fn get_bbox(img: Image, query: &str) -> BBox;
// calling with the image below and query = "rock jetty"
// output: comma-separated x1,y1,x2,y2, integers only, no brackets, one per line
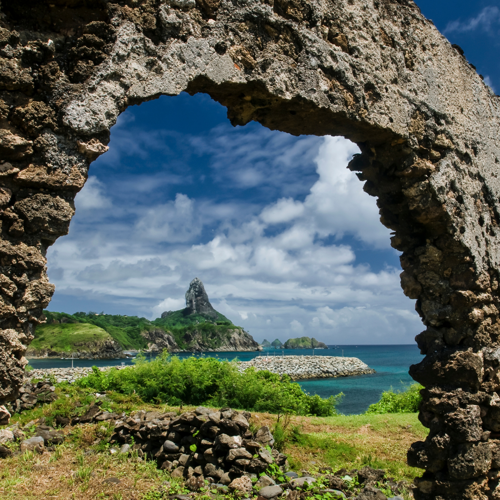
239,356,374,380
25,366,126,385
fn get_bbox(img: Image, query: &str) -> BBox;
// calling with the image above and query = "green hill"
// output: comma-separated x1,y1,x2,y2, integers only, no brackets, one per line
30,322,112,353
30,311,152,352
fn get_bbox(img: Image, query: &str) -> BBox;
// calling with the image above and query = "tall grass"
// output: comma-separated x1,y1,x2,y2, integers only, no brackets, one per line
75,353,342,417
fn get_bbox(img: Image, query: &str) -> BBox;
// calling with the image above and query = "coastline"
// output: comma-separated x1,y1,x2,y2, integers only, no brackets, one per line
26,346,263,360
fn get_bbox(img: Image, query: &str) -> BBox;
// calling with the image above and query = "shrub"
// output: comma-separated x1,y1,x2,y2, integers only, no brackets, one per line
365,383,423,414
75,352,341,417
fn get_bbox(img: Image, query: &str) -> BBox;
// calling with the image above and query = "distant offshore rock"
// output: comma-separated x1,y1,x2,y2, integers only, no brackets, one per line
283,337,328,349
239,355,375,380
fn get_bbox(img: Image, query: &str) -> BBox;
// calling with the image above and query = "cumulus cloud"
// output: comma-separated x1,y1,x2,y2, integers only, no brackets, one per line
444,6,500,34
305,137,390,247
152,297,186,318
75,176,111,211
261,198,305,224
136,193,202,243
290,319,304,334
484,75,497,93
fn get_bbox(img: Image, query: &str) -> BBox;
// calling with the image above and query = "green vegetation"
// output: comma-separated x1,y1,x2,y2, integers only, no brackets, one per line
271,338,283,348
283,336,328,349
261,339,271,347
34,308,244,355
29,322,112,353
152,311,238,350
365,383,423,414
153,309,233,329
40,311,151,351
75,353,341,416
1,367,429,499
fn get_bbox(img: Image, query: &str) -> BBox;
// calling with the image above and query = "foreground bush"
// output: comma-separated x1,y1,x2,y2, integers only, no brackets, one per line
365,383,423,414
76,353,341,416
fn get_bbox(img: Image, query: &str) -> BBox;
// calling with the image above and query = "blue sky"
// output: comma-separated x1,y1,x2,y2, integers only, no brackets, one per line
46,2,499,344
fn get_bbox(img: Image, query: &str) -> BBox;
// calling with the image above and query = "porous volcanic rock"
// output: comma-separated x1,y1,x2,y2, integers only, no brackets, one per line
26,338,123,359
0,0,499,498
140,329,179,353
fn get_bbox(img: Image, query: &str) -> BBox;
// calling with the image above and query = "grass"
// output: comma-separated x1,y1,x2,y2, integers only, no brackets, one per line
0,440,171,500
253,412,427,483
29,323,112,353
0,381,428,500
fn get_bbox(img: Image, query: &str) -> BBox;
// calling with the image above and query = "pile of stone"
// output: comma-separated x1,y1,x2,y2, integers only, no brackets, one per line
10,380,58,414
26,366,126,384
239,356,375,380
107,406,287,488
0,420,65,459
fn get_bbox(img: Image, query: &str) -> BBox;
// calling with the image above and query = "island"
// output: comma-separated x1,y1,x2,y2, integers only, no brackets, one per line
283,336,328,349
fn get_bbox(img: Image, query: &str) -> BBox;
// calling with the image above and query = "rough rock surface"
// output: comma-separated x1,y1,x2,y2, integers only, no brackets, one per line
26,337,123,359
184,277,217,319
239,355,374,380
141,325,260,352
0,0,499,497
140,328,179,352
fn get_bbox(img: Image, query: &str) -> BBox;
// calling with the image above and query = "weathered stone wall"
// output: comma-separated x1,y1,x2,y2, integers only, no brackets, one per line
0,0,499,497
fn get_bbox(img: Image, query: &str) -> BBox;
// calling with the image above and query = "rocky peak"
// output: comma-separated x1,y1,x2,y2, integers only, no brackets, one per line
185,278,217,319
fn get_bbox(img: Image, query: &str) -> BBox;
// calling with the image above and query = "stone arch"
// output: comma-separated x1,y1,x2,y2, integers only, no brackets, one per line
0,0,499,498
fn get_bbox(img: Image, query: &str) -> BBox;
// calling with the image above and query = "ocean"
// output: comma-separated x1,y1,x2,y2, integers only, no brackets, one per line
28,344,423,415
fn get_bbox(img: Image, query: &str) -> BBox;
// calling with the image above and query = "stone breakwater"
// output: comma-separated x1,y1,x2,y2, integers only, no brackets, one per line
26,366,127,385
239,356,375,380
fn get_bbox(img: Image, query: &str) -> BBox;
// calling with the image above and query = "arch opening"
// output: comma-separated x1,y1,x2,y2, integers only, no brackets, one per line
41,91,421,416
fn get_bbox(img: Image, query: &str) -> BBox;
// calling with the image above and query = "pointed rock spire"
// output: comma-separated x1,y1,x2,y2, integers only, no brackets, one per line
185,278,217,319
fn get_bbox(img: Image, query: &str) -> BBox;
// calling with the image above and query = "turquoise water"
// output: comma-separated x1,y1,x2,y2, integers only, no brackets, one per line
28,344,422,415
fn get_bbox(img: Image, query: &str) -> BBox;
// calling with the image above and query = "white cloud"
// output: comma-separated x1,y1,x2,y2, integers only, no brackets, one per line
136,193,201,243
445,6,500,34
261,198,305,224
75,176,111,211
305,137,390,246
484,75,497,93
290,319,304,334
152,297,186,318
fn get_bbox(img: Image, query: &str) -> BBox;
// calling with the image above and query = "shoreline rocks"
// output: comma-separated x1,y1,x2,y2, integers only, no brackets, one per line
26,338,125,360
239,356,375,380
141,327,261,354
